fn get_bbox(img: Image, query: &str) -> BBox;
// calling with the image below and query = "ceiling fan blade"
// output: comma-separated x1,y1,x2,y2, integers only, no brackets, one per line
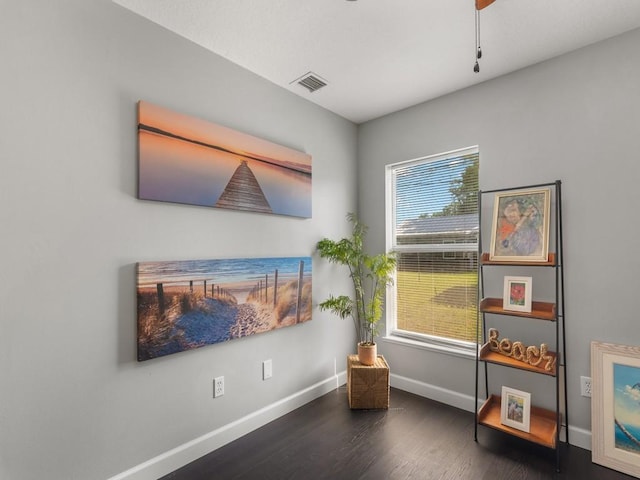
476,0,496,10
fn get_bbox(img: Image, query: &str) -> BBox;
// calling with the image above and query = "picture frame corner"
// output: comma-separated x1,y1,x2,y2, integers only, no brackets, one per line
590,341,640,477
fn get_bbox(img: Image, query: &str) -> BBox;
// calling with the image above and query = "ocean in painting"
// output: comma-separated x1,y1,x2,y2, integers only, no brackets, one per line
137,256,312,361
613,362,640,454
138,257,311,291
615,422,640,454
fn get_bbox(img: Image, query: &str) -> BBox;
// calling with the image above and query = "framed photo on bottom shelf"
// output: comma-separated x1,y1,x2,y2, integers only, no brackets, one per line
503,276,532,313
501,386,531,433
591,341,640,478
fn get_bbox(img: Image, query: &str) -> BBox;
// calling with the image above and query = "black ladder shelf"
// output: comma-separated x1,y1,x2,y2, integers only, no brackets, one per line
473,180,567,473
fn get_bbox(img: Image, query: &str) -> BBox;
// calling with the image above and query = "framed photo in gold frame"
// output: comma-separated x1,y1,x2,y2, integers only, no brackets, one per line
489,188,550,262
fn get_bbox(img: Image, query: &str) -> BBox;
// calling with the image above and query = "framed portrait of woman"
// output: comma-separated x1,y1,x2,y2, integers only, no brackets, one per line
489,188,551,262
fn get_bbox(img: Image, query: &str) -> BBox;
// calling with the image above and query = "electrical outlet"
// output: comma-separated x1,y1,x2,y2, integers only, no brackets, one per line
214,376,224,398
580,376,592,397
263,359,273,380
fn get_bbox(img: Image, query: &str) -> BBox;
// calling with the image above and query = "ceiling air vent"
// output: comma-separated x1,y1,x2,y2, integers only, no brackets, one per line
291,72,328,93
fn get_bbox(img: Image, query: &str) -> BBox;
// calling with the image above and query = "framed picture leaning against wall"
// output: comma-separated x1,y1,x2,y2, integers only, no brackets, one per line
591,341,640,478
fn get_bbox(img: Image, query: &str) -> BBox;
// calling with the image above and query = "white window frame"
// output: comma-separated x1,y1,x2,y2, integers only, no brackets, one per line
383,146,479,359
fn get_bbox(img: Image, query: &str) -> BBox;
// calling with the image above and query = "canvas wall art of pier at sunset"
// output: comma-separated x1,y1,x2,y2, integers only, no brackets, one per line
138,100,312,218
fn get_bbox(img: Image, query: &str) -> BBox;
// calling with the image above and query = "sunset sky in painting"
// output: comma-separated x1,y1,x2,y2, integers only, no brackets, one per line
138,101,312,217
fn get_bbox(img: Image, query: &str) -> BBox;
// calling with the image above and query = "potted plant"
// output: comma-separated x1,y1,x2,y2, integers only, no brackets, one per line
316,213,396,365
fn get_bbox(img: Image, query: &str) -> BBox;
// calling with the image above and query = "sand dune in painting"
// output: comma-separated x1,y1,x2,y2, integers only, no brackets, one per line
137,279,312,361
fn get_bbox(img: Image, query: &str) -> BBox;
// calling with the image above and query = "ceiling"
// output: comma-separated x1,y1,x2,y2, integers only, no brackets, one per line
113,0,640,124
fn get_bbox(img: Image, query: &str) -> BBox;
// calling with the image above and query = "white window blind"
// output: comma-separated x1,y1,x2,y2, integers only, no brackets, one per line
387,147,479,344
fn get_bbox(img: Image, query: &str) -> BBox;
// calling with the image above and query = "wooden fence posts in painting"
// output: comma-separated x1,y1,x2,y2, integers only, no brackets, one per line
153,279,233,315
249,260,306,323
273,269,279,307
157,283,165,315
296,260,304,324
152,260,307,322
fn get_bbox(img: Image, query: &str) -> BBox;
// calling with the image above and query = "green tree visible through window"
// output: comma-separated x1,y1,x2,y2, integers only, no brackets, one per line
432,160,478,218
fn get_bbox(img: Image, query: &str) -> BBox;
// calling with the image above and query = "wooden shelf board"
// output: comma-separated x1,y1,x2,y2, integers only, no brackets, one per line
479,342,557,376
480,297,556,321
481,252,556,266
477,395,558,449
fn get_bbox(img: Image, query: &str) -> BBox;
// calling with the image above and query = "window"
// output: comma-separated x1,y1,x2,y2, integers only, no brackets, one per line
385,147,479,352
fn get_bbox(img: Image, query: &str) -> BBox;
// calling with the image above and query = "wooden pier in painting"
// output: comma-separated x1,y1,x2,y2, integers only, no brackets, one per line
138,101,312,218
215,160,272,213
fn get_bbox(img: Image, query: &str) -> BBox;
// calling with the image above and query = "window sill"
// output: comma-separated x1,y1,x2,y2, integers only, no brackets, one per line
382,332,477,360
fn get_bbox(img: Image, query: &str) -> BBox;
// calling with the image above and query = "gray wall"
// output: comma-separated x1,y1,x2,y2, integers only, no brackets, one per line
0,1,357,479
359,27,640,444
3,1,639,478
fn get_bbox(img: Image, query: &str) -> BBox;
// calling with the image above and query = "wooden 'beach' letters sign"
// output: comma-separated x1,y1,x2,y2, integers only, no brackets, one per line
137,256,312,361
138,101,312,218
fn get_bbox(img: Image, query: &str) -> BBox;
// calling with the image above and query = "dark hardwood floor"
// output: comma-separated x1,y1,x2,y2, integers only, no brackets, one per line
162,387,634,480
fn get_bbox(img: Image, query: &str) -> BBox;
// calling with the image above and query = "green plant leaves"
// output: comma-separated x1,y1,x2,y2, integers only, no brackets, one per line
316,213,396,345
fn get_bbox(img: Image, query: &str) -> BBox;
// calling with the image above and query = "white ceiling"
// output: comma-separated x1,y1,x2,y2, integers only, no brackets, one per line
113,0,640,124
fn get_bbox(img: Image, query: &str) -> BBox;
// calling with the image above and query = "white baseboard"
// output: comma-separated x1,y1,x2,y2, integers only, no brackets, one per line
567,425,591,450
110,370,592,479
391,373,478,412
390,373,593,451
108,371,347,480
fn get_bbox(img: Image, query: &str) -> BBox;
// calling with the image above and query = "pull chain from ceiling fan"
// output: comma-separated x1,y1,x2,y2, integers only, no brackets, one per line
474,6,481,72
474,0,495,72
